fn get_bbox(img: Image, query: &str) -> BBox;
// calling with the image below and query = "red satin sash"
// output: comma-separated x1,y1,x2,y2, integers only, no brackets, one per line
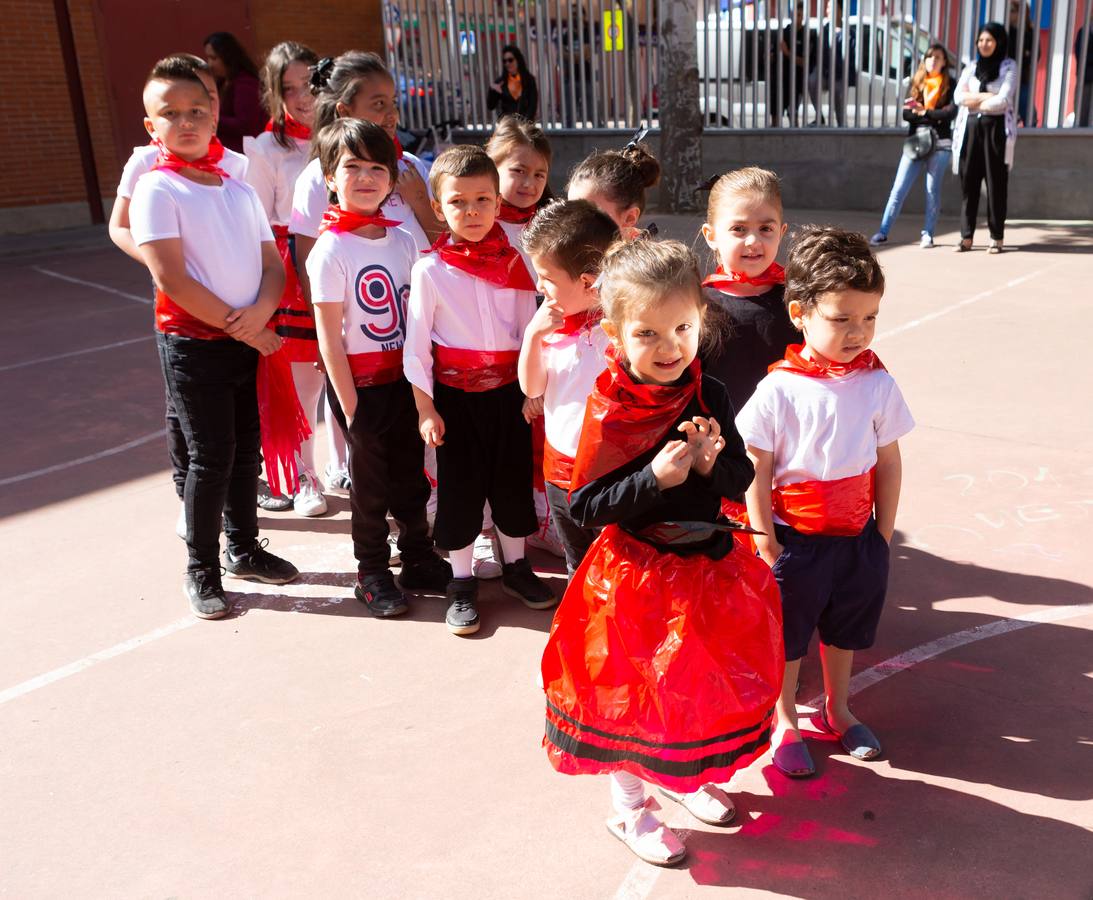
702,263,785,291
773,469,875,536
568,346,708,493
433,346,519,392
318,205,403,234
425,224,536,291
348,349,404,387
151,137,229,178
769,344,886,378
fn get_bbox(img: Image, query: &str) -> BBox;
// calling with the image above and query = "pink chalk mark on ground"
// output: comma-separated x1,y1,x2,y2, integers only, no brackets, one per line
824,826,879,847
788,820,821,841
739,811,783,837
946,660,996,673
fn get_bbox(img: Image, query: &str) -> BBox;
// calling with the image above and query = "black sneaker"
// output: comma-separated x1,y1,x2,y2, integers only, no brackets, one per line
445,577,480,635
501,558,557,610
184,566,230,620
397,552,453,594
222,539,299,584
356,571,409,617
257,478,293,512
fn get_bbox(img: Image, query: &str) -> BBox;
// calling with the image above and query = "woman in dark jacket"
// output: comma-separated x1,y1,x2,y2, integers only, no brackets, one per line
203,31,264,152
870,44,958,249
486,45,538,120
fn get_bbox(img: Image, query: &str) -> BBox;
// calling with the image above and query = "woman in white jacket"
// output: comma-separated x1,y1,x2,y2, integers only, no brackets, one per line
952,22,1017,254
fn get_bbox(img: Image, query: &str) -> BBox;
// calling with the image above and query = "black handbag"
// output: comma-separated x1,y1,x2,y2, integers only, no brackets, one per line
903,125,937,160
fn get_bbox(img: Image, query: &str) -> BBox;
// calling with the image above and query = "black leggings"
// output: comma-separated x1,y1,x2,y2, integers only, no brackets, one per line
959,114,1008,241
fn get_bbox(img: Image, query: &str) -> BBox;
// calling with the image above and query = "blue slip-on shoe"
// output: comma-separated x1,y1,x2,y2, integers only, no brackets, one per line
772,739,816,778
818,707,883,760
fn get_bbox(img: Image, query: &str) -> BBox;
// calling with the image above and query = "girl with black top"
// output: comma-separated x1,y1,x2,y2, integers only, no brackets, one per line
203,31,264,152
486,45,539,120
952,23,1017,254
870,44,958,249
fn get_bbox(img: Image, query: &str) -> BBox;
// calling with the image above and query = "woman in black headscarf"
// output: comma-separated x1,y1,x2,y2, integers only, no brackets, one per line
486,45,538,120
952,22,1017,253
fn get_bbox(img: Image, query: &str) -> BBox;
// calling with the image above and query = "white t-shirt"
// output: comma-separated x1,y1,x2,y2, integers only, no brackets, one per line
289,152,432,251
735,367,914,522
306,227,418,355
243,131,310,227
541,324,611,457
499,219,535,272
130,169,274,308
116,143,249,199
403,255,537,399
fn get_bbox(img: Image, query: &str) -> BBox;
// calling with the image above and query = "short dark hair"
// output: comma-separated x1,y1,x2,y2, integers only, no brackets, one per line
785,225,885,312
145,55,208,90
429,144,500,196
522,199,619,279
315,119,399,203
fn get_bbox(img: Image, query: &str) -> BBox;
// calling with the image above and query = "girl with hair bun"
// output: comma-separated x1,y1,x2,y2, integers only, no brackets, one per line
566,136,661,240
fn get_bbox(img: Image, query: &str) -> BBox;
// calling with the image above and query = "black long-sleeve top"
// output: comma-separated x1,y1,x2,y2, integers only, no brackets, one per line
701,284,800,418
568,375,753,557
902,83,957,141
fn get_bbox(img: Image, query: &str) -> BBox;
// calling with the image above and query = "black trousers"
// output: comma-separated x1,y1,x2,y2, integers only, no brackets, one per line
959,114,1008,241
545,482,599,578
166,389,189,499
327,379,432,577
157,333,261,571
432,380,537,550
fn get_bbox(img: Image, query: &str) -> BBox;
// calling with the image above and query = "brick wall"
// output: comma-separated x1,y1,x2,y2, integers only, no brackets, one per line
252,0,383,61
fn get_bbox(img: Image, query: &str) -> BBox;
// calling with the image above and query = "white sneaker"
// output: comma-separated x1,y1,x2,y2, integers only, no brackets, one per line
294,474,328,517
605,797,687,866
176,504,187,540
472,529,502,579
920,233,935,249
324,465,352,495
527,517,566,558
387,530,401,564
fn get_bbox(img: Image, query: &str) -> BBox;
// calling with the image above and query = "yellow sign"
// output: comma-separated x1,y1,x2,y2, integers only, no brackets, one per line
603,8,624,52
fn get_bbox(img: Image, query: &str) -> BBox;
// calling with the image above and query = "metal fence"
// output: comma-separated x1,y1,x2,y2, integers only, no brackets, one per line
383,0,1093,132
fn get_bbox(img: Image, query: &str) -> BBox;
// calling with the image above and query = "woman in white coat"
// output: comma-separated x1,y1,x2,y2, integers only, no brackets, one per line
952,22,1017,254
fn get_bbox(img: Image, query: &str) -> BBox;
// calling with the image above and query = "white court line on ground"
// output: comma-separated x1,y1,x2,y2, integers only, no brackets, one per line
0,335,152,373
611,600,1093,900
0,429,165,487
0,618,197,706
874,265,1055,343
32,266,152,305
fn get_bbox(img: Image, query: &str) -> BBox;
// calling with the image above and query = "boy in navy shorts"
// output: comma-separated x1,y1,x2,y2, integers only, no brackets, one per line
736,226,914,777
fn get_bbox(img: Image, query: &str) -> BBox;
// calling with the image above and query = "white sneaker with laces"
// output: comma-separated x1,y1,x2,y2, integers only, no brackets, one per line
605,797,687,866
324,465,352,495
527,516,566,558
294,474,328,517
920,233,935,249
472,529,502,579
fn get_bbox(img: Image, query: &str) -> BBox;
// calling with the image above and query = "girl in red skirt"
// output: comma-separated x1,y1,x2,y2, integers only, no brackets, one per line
541,239,784,866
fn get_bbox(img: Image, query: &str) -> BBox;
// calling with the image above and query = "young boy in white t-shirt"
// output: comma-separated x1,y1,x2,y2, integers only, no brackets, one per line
517,199,618,577
307,119,451,616
129,57,298,620
736,226,914,778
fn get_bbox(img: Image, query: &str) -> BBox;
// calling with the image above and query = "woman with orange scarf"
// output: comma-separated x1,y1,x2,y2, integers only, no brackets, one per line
870,44,957,249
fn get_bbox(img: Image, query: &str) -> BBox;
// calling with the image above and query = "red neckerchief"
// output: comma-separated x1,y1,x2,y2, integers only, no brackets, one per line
702,262,785,291
393,136,404,160
425,223,536,290
498,199,537,224
769,343,886,378
554,309,603,336
318,205,403,234
264,113,312,141
152,136,228,178
569,345,708,493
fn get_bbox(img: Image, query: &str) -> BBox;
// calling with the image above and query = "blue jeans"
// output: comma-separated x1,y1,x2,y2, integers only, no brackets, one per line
878,148,952,239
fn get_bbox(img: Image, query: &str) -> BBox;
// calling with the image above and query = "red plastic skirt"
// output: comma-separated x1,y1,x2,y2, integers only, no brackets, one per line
271,227,318,364
542,525,784,793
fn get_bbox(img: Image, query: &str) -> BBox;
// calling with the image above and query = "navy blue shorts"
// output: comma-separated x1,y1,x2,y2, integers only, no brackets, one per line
773,518,890,661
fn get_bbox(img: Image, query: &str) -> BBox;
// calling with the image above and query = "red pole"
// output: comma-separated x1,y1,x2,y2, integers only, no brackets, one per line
52,0,105,225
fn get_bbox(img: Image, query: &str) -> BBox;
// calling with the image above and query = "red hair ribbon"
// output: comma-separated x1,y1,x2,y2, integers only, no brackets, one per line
425,223,536,291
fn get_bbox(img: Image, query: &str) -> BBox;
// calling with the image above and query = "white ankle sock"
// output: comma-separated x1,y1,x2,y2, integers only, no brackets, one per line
609,772,646,814
449,545,474,579
496,530,525,564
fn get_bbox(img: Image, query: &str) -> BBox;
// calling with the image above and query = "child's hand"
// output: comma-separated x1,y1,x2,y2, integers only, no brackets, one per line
224,305,270,343
242,330,282,357
529,297,565,338
677,416,725,477
522,395,544,422
755,535,784,569
419,409,445,447
651,439,693,490
397,165,430,207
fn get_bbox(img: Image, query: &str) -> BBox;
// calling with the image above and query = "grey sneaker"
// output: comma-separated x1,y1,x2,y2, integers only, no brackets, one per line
184,567,230,620
222,539,299,585
445,577,480,635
